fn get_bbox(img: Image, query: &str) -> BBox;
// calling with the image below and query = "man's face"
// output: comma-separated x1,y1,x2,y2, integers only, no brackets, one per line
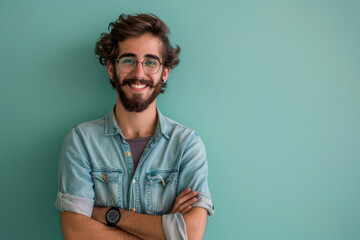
109,33,170,112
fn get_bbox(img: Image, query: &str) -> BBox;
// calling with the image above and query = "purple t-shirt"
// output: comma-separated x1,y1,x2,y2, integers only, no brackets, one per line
126,137,152,170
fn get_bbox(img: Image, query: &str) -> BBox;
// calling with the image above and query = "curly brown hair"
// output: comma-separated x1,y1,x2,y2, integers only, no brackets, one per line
95,13,181,90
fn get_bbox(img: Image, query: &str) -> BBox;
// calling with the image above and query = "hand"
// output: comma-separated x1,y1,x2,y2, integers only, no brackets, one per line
171,188,198,214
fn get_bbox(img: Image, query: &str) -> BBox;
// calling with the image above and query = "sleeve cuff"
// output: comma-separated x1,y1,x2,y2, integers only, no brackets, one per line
55,192,94,217
192,192,215,216
162,213,187,240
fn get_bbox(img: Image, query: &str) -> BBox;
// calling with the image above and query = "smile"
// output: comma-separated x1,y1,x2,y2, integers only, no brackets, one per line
130,83,147,89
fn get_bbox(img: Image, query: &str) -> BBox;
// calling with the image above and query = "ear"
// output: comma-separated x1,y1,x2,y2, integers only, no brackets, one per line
161,67,170,83
106,60,115,80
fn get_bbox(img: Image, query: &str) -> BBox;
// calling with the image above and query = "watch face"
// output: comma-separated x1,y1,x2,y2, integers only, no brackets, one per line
107,209,120,223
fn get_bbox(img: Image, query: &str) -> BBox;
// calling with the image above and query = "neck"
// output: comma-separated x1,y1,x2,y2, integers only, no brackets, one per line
114,95,158,139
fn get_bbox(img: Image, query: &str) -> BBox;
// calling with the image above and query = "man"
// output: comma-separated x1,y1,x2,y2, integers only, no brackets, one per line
55,13,214,240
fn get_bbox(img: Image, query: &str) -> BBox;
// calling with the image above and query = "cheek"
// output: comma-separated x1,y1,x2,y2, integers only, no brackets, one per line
152,75,163,84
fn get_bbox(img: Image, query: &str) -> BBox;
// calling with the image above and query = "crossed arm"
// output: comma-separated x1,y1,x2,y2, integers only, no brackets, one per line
60,188,207,240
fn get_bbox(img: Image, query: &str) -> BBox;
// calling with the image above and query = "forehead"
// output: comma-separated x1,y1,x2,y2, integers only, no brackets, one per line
117,33,163,59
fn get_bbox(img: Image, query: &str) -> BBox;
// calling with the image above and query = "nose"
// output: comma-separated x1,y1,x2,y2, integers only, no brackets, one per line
132,62,147,79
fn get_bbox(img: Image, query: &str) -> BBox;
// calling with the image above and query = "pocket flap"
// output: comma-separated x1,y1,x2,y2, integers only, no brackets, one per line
91,171,122,183
146,170,177,187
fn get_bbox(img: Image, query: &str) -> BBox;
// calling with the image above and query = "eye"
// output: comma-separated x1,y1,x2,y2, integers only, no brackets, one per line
120,57,136,65
144,58,159,67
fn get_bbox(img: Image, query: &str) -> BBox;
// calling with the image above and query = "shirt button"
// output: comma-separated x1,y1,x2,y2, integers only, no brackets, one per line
131,208,136,212
125,151,131,157
132,179,136,184
102,174,107,181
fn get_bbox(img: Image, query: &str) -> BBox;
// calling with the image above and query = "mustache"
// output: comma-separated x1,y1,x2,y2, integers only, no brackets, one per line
121,78,155,88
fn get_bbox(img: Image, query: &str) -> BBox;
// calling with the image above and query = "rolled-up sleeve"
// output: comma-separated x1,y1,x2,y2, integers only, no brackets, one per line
191,192,215,216
55,127,95,217
162,213,187,240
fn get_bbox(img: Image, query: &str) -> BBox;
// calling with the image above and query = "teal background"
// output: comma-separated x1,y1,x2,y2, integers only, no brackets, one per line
1,0,359,239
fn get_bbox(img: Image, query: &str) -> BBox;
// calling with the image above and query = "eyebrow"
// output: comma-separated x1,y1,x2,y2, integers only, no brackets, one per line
119,53,136,58
119,53,161,62
144,54,161,62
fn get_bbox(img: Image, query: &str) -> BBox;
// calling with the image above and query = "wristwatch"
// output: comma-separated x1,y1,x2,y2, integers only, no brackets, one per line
106,207,121,227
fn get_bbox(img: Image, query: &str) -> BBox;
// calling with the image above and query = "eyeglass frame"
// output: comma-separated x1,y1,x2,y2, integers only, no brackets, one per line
114,55,166,75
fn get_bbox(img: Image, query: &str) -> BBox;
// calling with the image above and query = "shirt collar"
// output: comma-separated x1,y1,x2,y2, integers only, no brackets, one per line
105,107,170,140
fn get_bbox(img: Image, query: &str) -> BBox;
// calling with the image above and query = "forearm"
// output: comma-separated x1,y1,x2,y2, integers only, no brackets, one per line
117,209,166,240
118,208,206,240
60,211,140,240
92,208,166,240
183,208,207,240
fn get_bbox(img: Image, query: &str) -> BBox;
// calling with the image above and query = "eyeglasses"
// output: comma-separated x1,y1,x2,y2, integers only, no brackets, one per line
114,56,165,75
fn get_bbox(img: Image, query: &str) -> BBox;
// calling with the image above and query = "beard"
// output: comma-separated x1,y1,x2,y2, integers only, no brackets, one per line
113,73,163,113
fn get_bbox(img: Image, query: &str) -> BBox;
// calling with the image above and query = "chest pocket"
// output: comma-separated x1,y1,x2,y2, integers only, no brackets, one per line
91,170,123,207
145,170,178,214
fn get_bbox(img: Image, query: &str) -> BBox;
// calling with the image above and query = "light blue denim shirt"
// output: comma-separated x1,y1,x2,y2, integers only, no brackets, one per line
55,108,214,239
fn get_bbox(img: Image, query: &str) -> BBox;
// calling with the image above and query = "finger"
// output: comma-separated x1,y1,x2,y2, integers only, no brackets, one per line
180,205,192,215
171,189,193,211
176,188,191,199
172,191,197,211
176,196,198,213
